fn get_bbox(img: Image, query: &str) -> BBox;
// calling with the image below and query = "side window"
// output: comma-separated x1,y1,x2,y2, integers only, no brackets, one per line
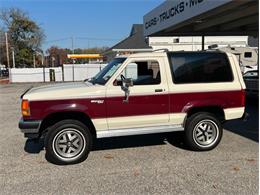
122,63,138,80
168,52,233,84
115,60,161,85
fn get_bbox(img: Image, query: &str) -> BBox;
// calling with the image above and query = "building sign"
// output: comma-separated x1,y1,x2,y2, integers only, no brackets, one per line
143,0,231,36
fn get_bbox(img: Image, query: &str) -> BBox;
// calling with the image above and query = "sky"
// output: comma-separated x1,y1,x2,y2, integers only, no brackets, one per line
0,0,164,51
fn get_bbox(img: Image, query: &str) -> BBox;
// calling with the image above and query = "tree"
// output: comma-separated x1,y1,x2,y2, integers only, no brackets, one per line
0,8,45,67
45,46,109,65
46,46,72,66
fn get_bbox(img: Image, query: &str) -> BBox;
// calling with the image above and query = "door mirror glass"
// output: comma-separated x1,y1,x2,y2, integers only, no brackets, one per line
121,77,133,103
123,78,133,87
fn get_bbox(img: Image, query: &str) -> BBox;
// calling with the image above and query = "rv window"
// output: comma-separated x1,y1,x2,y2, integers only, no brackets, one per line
244,52,252,58
173,38,179,43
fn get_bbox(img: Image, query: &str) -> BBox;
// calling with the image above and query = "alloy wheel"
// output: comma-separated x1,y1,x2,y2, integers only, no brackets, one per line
192,119,219,147
53,128,86,160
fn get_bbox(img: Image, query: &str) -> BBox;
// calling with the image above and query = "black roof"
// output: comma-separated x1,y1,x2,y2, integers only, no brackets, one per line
110,24,152,50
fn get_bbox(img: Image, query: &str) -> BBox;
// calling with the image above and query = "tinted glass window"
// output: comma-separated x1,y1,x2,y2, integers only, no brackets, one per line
168,52,233,84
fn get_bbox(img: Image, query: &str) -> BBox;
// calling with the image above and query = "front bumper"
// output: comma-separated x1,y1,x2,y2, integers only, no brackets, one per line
19,119,42,138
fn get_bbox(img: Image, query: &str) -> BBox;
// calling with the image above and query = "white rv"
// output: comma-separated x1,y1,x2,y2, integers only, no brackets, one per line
218,46,258,73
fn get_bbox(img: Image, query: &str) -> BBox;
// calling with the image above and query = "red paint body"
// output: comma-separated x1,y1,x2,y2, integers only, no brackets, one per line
24,90,245,120
171,90,245,113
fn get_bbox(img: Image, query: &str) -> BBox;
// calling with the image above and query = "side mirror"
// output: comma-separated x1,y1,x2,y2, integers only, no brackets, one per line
121,78,133,103
123,78,133,87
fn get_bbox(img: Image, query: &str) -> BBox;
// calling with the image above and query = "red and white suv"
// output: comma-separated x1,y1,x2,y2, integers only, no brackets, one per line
19,51,246,164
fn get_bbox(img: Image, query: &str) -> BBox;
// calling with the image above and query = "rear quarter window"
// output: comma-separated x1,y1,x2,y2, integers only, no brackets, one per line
168,52,233,84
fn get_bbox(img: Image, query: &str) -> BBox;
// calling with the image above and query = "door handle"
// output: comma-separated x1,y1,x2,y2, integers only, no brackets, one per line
155,89,163,92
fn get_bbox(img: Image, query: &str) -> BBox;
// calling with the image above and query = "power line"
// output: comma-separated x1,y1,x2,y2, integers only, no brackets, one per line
44,37,71,44
75,37,122,41
43,36,122,44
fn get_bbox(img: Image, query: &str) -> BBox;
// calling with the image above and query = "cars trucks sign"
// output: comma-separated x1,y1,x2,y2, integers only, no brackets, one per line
143,0,231,36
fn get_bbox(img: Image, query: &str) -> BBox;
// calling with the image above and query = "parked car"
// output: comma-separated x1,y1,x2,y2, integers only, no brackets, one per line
0,68,9,77
243,70,259,97
19,51,246,164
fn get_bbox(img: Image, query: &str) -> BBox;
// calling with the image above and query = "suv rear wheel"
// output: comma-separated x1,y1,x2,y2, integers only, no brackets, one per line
185,112,223,151
44,119,92,165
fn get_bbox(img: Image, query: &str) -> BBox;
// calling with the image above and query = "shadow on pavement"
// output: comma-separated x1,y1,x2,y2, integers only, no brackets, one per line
93,131,187,151
24,132,187,154
224,96,259,142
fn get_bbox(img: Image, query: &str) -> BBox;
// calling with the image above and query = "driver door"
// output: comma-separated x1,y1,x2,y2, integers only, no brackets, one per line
105,58,170,130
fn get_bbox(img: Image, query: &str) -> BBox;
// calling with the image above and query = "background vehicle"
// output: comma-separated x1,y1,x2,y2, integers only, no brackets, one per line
19,51,246,164
0,65,9,78
243,70,259,97
218,46,258,74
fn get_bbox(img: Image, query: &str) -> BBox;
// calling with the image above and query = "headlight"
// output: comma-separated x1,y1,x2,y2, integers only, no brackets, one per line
21,99,30,117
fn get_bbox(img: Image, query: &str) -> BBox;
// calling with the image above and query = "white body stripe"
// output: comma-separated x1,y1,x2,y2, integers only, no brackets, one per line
97,124,184,138
92,118,108,131
224,107,245,120
93,113,186,131
170,113,187,124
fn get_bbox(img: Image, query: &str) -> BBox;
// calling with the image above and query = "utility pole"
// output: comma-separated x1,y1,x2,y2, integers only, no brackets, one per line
35,51,44,66
41,52,44,66
71,36,75,82
51,57,55,67
11,47,15,68
71,36,74,54
5,32,10,69
33,53,36,68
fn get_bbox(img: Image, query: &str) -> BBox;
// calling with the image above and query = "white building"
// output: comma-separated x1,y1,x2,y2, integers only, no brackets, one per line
149,36,248,51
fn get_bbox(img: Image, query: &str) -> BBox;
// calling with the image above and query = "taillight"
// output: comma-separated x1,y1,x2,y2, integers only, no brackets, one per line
21,99,30,116
241,90,245,107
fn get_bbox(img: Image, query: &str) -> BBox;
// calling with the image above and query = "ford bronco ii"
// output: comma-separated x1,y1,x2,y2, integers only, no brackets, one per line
19,51,246,164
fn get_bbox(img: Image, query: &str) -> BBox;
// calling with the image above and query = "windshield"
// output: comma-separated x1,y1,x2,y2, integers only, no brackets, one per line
87,57,126,85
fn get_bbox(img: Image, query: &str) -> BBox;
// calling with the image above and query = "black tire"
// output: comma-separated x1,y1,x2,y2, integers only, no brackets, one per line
44,119,92,165
184,112,222,151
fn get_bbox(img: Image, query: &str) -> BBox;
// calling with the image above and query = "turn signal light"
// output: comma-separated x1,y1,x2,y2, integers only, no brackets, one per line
21,100,30,116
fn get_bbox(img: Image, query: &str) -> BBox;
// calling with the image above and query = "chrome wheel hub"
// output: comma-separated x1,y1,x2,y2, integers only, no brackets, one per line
193,119,219,147
53,128,85,159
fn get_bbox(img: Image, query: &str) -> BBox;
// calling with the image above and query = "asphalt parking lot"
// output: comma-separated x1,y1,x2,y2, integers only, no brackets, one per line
0,83,258,195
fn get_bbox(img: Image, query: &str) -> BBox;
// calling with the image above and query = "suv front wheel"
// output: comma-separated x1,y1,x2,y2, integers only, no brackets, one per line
44,119,92,165
185,112,223,151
